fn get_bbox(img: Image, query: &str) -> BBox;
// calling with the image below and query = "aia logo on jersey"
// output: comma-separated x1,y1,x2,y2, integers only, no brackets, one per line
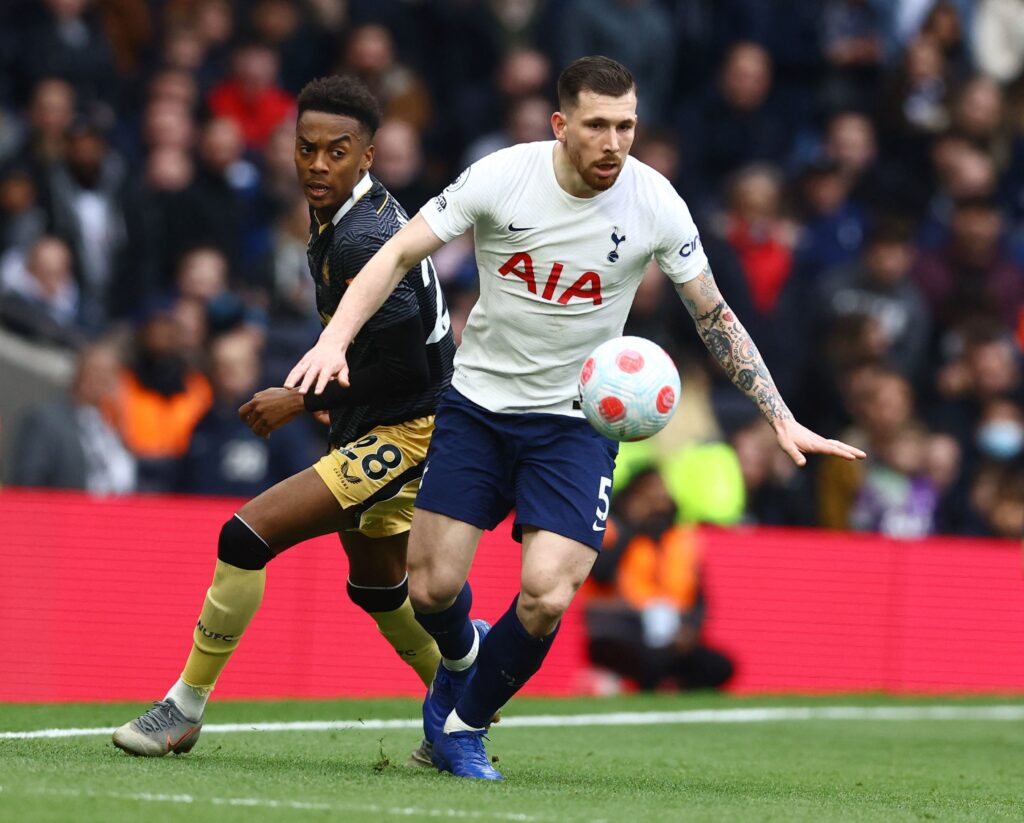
607,227,626,263
498,252,602,305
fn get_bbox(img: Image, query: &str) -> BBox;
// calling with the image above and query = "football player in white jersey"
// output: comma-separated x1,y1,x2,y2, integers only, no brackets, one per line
287,56,865,780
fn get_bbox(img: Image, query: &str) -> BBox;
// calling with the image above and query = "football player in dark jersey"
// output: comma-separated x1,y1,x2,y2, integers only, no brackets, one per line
113,76,457,767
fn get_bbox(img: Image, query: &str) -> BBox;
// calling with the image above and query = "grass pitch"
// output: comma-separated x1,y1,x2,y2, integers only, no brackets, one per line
2,693,1021,823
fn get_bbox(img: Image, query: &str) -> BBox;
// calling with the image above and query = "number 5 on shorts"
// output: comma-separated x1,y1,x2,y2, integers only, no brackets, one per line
593,476,611,532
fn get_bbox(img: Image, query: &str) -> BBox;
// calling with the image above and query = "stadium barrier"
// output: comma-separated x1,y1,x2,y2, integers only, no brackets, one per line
1,489,1021,702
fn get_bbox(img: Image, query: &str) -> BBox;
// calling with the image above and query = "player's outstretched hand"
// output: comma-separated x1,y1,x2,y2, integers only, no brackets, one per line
239,388,305,438
284,331,351,395
773,418,866,467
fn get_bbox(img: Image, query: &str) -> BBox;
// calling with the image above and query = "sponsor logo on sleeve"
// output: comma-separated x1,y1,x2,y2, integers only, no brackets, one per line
679,233,702,257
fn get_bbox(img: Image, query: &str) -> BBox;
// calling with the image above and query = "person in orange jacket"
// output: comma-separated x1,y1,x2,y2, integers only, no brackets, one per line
583,466,734,691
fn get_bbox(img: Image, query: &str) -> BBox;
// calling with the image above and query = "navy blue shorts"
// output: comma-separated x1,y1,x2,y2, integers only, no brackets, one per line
415,388,619,550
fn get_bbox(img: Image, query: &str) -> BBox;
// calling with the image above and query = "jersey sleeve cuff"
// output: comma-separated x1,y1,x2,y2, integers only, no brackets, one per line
418,201,460,244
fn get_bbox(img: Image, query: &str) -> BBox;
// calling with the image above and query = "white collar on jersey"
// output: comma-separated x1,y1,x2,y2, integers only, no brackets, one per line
331,172,374,226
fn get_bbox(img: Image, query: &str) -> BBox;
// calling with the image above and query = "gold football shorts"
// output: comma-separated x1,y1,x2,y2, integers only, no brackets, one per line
313,415,434,538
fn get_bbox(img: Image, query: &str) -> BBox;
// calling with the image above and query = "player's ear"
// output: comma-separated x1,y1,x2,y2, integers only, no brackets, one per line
551,111,567,143
361,143,375,172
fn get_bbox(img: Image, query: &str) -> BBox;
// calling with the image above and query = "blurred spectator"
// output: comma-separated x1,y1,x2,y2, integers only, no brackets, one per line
178,330,315,496
122,144,205,291
818,366,918,529
686,41,794,200
878,34,951,180
118,296,212,491
9,78,77,186
372,118,433,216
970,0,1024,83
0,235,84,349
44,116,131,329
560,0,674,127
849,422,941,538
912,196,1024,330
0,163,47,264
730,414,814,526
11,0,118,108
817,218,931,380
919,133,999,247
950,74,1010,165
963,455,1024,538
583,468,734,692
341,23,432,132
933,323,1023,448
792,157,868,275
248,0,330,95
710,164,805,398
207,41,295,153
10,341,135,493
821,109,890,209
192,116,259,280
462,95,552,169
819,0,886,114
260,197,318,322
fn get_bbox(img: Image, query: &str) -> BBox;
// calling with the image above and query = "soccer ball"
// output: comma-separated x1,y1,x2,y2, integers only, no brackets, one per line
578,336,681,441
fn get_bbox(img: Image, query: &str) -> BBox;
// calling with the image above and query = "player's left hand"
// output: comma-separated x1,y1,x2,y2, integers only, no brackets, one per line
773,418,866,467
239,388,306,438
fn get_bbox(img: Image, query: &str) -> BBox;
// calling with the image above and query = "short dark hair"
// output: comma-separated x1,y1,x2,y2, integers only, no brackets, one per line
557,56,636,110
297,75,382,139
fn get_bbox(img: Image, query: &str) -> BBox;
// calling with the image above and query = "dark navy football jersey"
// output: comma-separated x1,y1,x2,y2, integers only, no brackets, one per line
306,174,454,446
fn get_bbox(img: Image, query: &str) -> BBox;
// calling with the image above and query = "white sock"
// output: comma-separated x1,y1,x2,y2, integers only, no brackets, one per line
441,623,480,672
165,677,210,720
443,709,485,735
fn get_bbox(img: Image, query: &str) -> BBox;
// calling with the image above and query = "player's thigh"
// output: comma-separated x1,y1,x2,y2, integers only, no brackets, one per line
318,416,433,542
237,467,348,553
519,526,598,618
412,389,516,537
407,509,482,609
514,417,618,552
338,530,408,587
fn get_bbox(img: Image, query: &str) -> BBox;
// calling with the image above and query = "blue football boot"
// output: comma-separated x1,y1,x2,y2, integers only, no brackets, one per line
422,618,490,744
431,729,504,780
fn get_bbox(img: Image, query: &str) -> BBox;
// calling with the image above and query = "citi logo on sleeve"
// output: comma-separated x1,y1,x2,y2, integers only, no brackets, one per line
607,227,626,263
679,233,701,257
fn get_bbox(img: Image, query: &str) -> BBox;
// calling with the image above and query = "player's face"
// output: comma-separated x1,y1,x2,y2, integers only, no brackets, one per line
295,110,374,220
554,90,637,193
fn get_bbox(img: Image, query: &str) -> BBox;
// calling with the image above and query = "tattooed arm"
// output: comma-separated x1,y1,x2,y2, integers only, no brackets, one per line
676,266,865,466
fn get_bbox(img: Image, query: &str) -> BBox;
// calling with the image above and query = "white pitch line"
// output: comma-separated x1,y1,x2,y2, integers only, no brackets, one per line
0,787,544,822
3,705,1024,741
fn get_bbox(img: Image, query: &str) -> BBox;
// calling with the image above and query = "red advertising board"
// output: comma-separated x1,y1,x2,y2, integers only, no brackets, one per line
1,490,1021,702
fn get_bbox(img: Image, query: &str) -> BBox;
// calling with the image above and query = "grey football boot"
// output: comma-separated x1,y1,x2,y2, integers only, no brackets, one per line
112,698,202,756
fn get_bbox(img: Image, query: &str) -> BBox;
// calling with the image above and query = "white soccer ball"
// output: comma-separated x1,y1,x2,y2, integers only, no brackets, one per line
578,336,681,441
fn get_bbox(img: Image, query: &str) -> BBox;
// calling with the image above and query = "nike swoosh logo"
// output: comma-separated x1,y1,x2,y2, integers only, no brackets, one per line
508,223,535,232
166,727,198,751
592,522,607,532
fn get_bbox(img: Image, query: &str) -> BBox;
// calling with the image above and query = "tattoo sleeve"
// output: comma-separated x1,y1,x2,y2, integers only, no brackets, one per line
675,267,794,424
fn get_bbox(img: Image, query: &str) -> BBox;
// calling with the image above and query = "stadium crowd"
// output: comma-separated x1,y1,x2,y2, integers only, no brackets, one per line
0,0,1022,547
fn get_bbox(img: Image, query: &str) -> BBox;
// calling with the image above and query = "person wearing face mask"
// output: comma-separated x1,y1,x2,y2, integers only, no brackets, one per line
582,467,734,693
975,399,1024,462
959,399,1024,538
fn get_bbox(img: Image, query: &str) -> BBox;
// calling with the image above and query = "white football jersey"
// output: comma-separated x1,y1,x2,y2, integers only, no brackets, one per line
420,140,708,416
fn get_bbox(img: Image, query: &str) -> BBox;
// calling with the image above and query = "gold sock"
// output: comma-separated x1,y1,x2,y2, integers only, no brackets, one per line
371,597,441,688
181,559,266,690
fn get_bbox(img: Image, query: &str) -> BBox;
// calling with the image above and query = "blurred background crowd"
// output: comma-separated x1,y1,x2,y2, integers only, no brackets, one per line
0,0,1022,559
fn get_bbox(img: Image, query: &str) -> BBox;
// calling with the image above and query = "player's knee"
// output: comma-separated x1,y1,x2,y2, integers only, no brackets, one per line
217,515,275,570
518,588,573,628
408,573,461,614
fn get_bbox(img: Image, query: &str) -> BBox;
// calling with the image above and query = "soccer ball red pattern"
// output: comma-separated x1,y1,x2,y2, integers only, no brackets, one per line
578,336,681,441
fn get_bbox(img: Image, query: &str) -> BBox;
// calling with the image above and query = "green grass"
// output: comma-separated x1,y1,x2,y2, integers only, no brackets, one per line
2,694,1022,823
